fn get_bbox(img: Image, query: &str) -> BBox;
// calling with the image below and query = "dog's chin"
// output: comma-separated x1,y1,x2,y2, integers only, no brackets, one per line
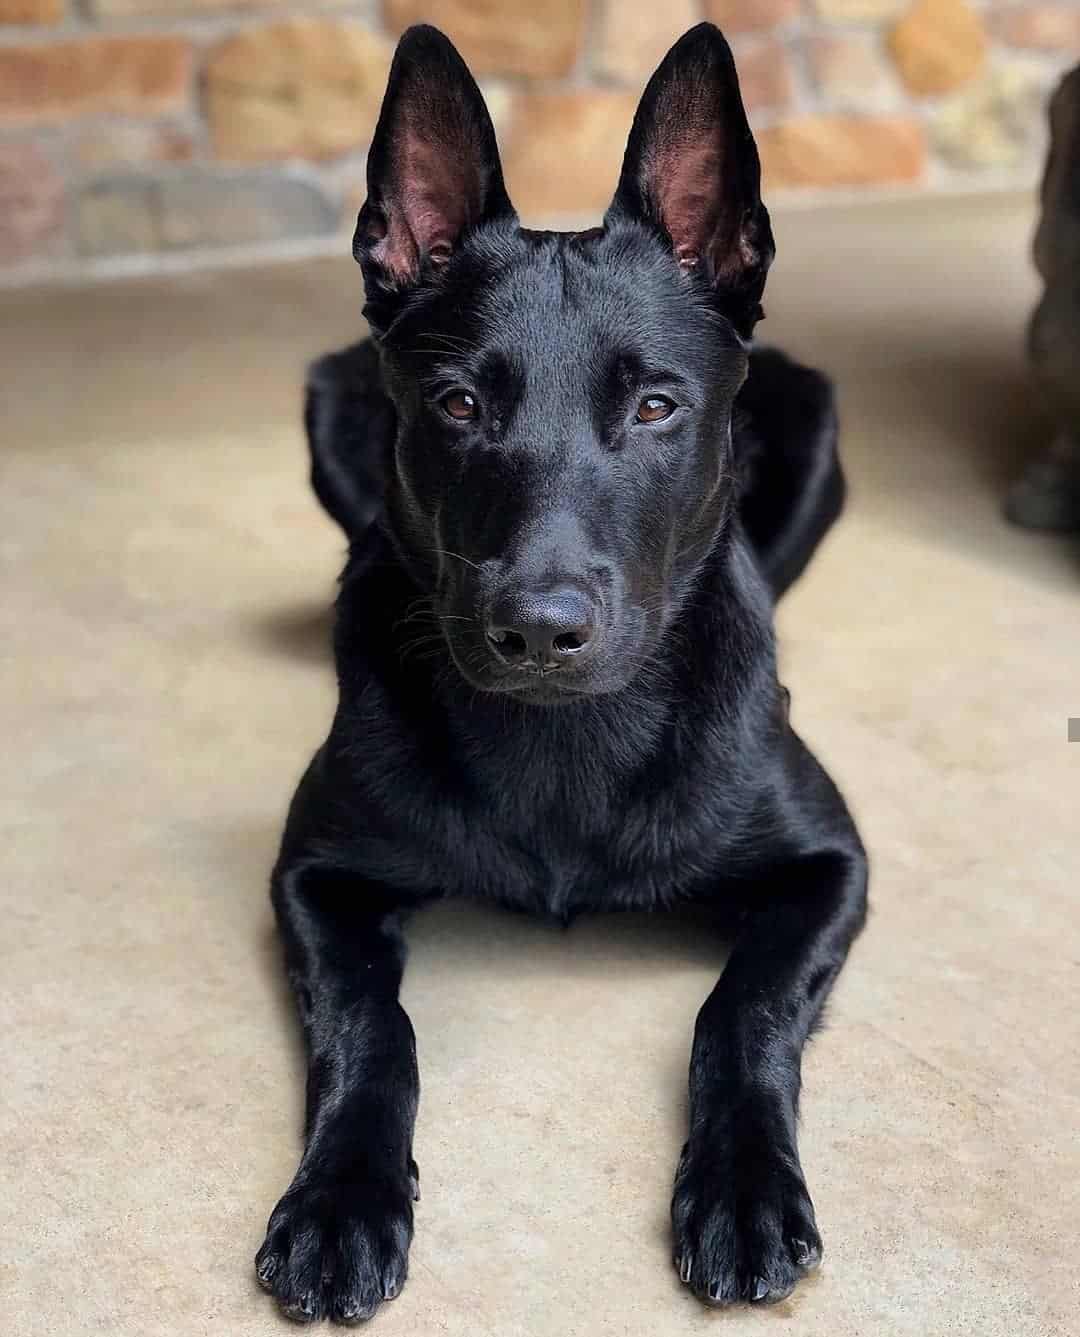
463,667,614,705
488,674,606,706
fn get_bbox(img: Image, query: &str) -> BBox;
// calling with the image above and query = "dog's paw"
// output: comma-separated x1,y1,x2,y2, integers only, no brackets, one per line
255,1162,417,1324
671,1136,821,1306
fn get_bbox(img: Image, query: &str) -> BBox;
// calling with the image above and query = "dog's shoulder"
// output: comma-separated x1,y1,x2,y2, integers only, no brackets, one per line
306,339,394,540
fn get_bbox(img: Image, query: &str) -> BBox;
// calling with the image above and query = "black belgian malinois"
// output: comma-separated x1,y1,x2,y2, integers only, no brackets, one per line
255,22,867,1324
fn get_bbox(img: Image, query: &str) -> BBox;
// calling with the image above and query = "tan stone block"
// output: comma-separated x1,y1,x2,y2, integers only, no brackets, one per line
595,0,700,83
889,0,987,96
809,35,896,106
736,41,795,111
989,5,1080,51
478,80,514,137
205,20,391,161
0,141,63,264
758,114,926,187
931,64,1046,168
0,0,63,22
813,0,906,19
90,0,342,12
501,90,639,218
76,171,339,256
383,0,586,79
76,123,195,168
0,37,191,126
341,178,368,232
156,172,337,248
90,0,262,12
705,0,799,33
77,179,158,256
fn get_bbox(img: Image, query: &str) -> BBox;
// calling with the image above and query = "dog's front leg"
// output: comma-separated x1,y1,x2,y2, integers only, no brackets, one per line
256,862,420,1324
673,843,867,1306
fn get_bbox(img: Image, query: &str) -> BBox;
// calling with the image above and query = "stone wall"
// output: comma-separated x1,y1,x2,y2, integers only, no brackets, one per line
1,0,1077,282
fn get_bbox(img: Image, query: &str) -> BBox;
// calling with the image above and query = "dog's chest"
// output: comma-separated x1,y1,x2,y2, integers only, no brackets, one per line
452,757,722,919
356,673,746,915
470,818,679,920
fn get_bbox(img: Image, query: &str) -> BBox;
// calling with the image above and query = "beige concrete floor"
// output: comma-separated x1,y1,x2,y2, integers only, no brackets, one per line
2,194,1078,1337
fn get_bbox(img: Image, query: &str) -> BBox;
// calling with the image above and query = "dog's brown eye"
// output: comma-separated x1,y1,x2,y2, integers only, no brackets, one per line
636,395,675,424
442,391,478,421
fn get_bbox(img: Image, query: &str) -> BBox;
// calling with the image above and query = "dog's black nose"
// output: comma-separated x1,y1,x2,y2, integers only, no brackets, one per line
486,587,597,671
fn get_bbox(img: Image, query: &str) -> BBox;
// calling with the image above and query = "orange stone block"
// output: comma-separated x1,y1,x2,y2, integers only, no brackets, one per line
205,20,391,161
0,0,63,22
0,36,191,126
384,0,586,79
889,0,987,97
706,0,799,32
502,91,639,219
758,115,926,188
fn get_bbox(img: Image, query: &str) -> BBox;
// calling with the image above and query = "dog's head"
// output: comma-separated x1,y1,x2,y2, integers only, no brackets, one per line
355,23,773,703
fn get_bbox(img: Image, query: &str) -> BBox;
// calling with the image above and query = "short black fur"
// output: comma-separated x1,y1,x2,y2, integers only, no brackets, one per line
255,23,867,1324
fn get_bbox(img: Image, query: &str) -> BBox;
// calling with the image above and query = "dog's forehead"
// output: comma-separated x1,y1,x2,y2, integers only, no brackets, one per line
464,227,714,365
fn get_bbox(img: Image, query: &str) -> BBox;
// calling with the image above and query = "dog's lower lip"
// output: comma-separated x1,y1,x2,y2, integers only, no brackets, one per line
489,674,589,697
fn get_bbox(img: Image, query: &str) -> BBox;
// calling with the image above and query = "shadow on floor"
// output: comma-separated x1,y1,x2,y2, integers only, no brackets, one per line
829,348,1080,581
253,600,335,663
407,897,733,982
210,812,736,1095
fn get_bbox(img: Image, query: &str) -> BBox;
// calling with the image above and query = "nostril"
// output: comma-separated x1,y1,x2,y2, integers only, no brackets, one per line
552,629,590,656
487,586,600,672
487,627,528,662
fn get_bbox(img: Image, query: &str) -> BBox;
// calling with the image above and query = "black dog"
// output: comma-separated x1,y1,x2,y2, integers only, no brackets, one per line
255,23,867,1324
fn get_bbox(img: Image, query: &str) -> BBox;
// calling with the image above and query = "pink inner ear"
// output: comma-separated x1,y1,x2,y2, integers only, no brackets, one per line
653,140,725,271
373,121,482,282
371,201,418,282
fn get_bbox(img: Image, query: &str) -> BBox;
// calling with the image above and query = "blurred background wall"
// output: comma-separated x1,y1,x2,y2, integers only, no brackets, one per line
1,0,1077,284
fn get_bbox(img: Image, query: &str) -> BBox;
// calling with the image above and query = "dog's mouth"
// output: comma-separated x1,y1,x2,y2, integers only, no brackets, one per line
447,646,604,702
486,668,598,703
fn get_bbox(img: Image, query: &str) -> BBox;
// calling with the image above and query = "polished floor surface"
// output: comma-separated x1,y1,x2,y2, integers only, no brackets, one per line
3,193,1078,1336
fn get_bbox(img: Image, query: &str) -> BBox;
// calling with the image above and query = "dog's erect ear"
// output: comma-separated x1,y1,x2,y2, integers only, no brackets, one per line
353,25,514,313
607,23,773,336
